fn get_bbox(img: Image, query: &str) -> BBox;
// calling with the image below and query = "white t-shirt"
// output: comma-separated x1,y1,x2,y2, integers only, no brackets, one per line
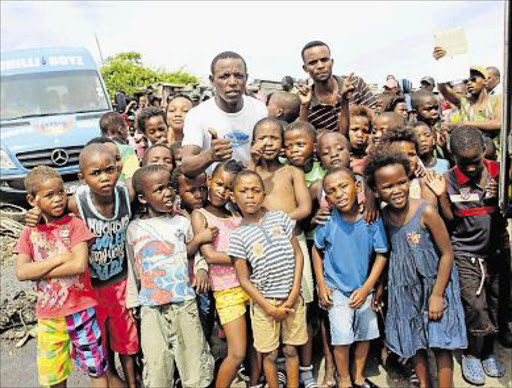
182,95,268,174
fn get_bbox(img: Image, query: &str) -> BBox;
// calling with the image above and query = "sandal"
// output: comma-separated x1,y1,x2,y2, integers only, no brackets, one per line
481,356,506,378
462,355,486,386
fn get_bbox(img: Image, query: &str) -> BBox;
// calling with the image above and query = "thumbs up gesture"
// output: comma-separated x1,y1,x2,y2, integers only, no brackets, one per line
208,128,233,162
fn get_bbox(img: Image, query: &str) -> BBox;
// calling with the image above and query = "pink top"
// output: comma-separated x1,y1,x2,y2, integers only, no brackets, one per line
197,208,242,291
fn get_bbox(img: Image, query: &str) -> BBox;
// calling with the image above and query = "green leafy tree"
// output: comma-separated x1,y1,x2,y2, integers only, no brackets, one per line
100,52,198,98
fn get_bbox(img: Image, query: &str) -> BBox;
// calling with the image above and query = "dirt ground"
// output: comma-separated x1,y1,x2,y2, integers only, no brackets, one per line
1,325,511,387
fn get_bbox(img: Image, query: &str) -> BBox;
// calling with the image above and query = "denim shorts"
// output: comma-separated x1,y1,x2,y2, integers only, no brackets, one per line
328,289,379,345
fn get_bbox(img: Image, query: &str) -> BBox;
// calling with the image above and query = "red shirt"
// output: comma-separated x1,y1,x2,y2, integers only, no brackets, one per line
15,216,97,319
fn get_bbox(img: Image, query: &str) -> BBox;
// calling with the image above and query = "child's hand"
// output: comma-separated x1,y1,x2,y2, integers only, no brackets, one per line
362,195,379,225
485,178,498,200
318,286,333,310
128,307,139,321
425,170,446,197
197,226,219,244
433,46,447,60
349,287,369,309
297,83,313,106
208,128,233,162
414,161,426,178
250,142,264,165
311,208,332,227
372,283,385,313
428,294,443,321
25,206,42,227
341,73,356,99
269,305,293,322
192,269,210,294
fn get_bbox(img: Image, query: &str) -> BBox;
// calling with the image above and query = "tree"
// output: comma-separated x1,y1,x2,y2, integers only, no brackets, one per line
100,52,198,98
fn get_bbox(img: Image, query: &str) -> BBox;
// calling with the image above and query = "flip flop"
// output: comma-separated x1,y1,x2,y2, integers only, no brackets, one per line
462,355,486,386
481,356,506,378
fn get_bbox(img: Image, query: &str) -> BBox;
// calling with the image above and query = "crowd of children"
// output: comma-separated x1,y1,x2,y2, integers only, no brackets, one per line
15,42,510,388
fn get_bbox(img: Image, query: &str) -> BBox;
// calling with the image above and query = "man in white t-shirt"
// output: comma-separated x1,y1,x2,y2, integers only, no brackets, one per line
182,51,268,176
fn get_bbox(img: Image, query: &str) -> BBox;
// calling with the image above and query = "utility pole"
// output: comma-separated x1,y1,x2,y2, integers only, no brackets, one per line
95,33,105,65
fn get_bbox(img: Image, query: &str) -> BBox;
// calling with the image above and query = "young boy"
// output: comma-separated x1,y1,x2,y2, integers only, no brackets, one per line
428,126,507,385
371,112,403,147
99,112,140,180
126,164,215,388
312,167,388,388
169,166,212,334
137,107,169,146
16,166,108,388
267,91,301,123
229,170,307,388
75,143,139,387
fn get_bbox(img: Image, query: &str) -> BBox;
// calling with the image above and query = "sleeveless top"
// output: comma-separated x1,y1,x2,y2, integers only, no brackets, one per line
76,184,131,287
385,201,467,358
304,162,326,188
197,208,242,291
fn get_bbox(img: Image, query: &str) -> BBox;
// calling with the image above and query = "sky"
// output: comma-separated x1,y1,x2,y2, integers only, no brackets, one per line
0,1,506,87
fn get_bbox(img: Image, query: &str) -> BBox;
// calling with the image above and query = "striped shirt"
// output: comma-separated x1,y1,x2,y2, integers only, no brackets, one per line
228,211,296,299
308,75,378,131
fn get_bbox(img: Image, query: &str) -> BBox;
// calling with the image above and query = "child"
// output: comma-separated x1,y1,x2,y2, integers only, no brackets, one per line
284,120,325,188
411,90,440,129
170,166,208,216
169,166,212,334
137,107,169,146
428,126,507,385
283,120,326,388
191,160,250,388
363,146,467,388
380,127,438,207
167,95,193,144
312,167,388,388
141,143,174,172
371,112,403,147
249,117,312,224
229,170,307,388
412,122,450,175
15,166,108,388
126,164,215,388
76,143,139,387
99,112,140,180
267,91,301,123
348,105,373,176
170,141,183,167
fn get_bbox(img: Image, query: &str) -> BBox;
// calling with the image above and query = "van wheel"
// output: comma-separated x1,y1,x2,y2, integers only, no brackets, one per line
0,203,27,224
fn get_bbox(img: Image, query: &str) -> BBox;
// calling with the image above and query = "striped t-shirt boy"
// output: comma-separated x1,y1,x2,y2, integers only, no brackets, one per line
228,210,296,299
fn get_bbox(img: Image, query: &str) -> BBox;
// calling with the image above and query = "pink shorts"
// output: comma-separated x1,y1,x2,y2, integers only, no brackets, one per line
93,278,139,355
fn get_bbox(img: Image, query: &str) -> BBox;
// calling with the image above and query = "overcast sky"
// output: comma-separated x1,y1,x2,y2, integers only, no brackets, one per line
1,1,505,87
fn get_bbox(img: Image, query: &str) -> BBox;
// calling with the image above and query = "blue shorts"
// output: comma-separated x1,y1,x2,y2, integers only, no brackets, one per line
328,289,379,345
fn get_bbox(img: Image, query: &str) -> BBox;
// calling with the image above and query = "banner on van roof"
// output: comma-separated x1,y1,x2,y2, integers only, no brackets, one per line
1,47,98,76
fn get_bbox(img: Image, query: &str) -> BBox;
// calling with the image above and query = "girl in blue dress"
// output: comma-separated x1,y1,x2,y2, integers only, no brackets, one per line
364,147,467,388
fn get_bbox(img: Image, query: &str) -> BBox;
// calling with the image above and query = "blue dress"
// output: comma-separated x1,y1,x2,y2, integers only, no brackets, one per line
385,201,467,359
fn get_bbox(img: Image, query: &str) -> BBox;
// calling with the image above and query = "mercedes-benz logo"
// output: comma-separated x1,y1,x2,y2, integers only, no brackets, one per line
51,149,69,167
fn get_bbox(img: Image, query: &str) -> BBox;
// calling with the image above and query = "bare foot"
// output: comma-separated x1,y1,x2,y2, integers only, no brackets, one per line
322,364,336,388
338,377,352,388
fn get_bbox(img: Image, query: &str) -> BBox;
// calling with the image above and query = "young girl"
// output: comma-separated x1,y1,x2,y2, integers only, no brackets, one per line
141,143,174,172
380,127,439,208
363,147,467,388
126,164,215,388
167,95,193,144
190,160,251,388
412,122,450,175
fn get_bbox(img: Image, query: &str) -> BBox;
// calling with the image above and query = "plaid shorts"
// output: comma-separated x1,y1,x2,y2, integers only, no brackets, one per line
37,307,108,386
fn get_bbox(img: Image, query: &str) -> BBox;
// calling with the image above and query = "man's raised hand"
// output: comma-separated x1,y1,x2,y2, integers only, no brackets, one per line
208,128,233,162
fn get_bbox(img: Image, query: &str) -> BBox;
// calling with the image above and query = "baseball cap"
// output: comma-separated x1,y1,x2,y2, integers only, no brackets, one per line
420,76,435,86
470,66,486,78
